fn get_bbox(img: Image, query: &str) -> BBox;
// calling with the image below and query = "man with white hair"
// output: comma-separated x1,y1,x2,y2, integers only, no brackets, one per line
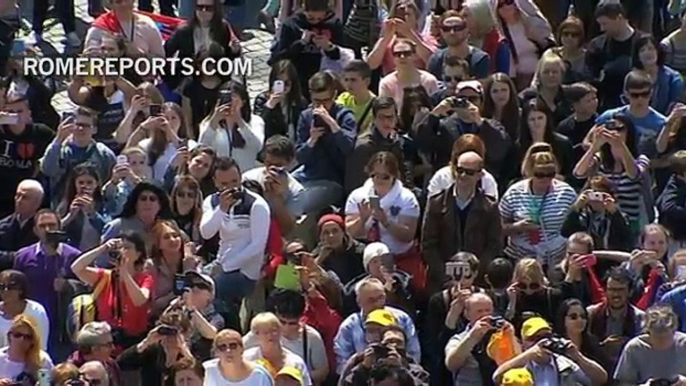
0,179,44,270
80,361,110,386
333,277,420,375
68,322,121,386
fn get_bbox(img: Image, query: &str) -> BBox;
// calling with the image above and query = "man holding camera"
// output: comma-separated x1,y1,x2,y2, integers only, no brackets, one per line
415,80,516,184
614,305,686,385
200,157,270,329
493,317,608,385
445,293,515,386
14,209,82,353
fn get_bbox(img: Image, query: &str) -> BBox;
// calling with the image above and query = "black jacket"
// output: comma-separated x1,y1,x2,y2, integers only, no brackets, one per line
269,11,344,100
253,91,307,142
561,207,632,251
0,213,37,271
657,175,686,240
518,85,574,126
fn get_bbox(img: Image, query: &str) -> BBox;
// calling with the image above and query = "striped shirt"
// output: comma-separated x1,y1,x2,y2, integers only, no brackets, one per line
499,179,577,265
592,154,650,224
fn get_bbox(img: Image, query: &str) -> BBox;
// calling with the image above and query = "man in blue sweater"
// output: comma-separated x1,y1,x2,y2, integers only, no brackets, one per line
294,71,357,215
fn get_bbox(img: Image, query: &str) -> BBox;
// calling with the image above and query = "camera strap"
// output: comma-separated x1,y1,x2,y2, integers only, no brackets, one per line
302,325,310,369
112,270,123,326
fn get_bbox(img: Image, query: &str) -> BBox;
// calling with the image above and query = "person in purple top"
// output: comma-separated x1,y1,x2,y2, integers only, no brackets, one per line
13,209,81,355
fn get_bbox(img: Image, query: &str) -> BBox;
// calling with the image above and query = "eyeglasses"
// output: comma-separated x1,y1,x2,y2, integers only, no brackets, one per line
139,194,159,202
533,171,556,179
455,167,480,176
628,90,651,99
566,313,587,320
517,282,541,290
443,75,463,83
216,342,241,352
370,173,392,180
10,331,32,340
176,191,196,199
441,24,467,33
393,50,414,58
196,4,213,11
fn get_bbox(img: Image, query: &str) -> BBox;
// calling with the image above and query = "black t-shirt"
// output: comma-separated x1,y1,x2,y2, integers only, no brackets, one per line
182,80,221,133
0,123,54,216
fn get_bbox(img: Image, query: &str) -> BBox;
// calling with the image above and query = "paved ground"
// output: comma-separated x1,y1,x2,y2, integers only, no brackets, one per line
15,0,274,114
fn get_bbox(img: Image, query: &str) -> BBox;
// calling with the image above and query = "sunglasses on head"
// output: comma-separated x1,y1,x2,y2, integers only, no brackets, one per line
393,50,414,58
567,313,587,320
517,282,541,290
216,342,240,352
10,331,32,340
534,171,556,179
441,24,467,33
455,166,480,176
196,4,213,11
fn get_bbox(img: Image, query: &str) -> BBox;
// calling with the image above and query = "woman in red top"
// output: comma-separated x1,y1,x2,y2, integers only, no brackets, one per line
70,231,154,348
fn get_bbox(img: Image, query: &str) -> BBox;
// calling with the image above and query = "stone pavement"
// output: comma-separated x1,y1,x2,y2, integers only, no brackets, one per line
15,0,274,114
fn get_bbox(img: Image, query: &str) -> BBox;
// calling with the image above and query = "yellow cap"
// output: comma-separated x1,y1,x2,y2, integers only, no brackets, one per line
275,366,303,385
502,368,534,386
365,309,397,327
521,317,551,339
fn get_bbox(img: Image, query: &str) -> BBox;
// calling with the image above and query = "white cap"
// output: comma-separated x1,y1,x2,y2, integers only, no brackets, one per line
363,242,391,269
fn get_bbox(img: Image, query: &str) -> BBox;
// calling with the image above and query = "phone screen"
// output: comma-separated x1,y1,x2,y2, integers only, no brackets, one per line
273,80,285,94
219,90,233,106
369,195,380,210
116,155,129,166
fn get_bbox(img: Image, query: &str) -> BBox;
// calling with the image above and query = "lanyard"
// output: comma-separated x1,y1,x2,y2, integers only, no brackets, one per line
119,15,135,42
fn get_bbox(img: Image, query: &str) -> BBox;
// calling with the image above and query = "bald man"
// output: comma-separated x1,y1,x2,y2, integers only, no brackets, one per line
422,151,503,292
80,361,110,386
0,179,44,270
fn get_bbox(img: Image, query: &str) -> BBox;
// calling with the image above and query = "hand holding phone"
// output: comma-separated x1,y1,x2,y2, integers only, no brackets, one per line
273,80,285,94
369,195,381,210
218,89,233,106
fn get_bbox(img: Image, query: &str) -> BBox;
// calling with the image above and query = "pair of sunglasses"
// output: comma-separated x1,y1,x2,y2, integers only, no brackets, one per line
216,342,241,352
533,171,556,179
455,167,480,176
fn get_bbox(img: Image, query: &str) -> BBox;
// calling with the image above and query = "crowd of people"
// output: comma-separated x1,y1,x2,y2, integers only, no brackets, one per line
4,0,686,384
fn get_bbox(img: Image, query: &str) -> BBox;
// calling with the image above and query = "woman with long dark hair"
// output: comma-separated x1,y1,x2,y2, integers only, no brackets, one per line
553,298,612,373
253,59,308,143
632,35,685,115
125,102,197,182
57,164,110,252
164,0,242,91
164,146,217,197
199,81,265,173
71,232,154,347
519,99,574,177
482,72,520,140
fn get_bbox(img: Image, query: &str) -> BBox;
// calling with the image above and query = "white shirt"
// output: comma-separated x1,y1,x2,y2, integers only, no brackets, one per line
202,359,274,385
0,346,53,381
345,179,420,254
0,300,50,350
243,346,313,386
138,138,198,182
427,166,499,200
198,115,265,174
242,167,305,216
200,189,271,280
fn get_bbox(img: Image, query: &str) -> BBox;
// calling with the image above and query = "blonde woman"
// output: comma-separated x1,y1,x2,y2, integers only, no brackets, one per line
461,0,512,74
491,0,554,90
0,315,53,382
508,258,568,331
202,329,272,385
522,52,573,125
500,150,577,269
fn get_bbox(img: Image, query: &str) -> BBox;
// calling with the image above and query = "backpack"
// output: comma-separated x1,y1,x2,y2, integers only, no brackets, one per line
65,272,111,342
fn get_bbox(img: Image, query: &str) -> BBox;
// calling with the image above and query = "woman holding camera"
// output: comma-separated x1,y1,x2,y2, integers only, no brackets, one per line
118,308,195,386
70,232,154,348
562,175,632,251
198,82,265,174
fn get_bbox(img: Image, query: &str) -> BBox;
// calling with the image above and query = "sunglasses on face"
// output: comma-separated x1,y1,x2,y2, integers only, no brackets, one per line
441,24,467,33
10,331,32,340
533,171,556,179
216,342,241,352
567,313,587,320
561,31,580,38
371,173,392,180
629,90,651,99
176,191,196,199
443,75,463,83
518,282,541,290
189,281,212,291
0,283,19,291
196,4,213,11
455,166,480,176
393,50,414,58
498,0,515,7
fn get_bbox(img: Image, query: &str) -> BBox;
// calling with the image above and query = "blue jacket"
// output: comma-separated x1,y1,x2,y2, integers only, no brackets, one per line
657,174,686,240
650,65,685,115
660,285,686,332
294,104,357,184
